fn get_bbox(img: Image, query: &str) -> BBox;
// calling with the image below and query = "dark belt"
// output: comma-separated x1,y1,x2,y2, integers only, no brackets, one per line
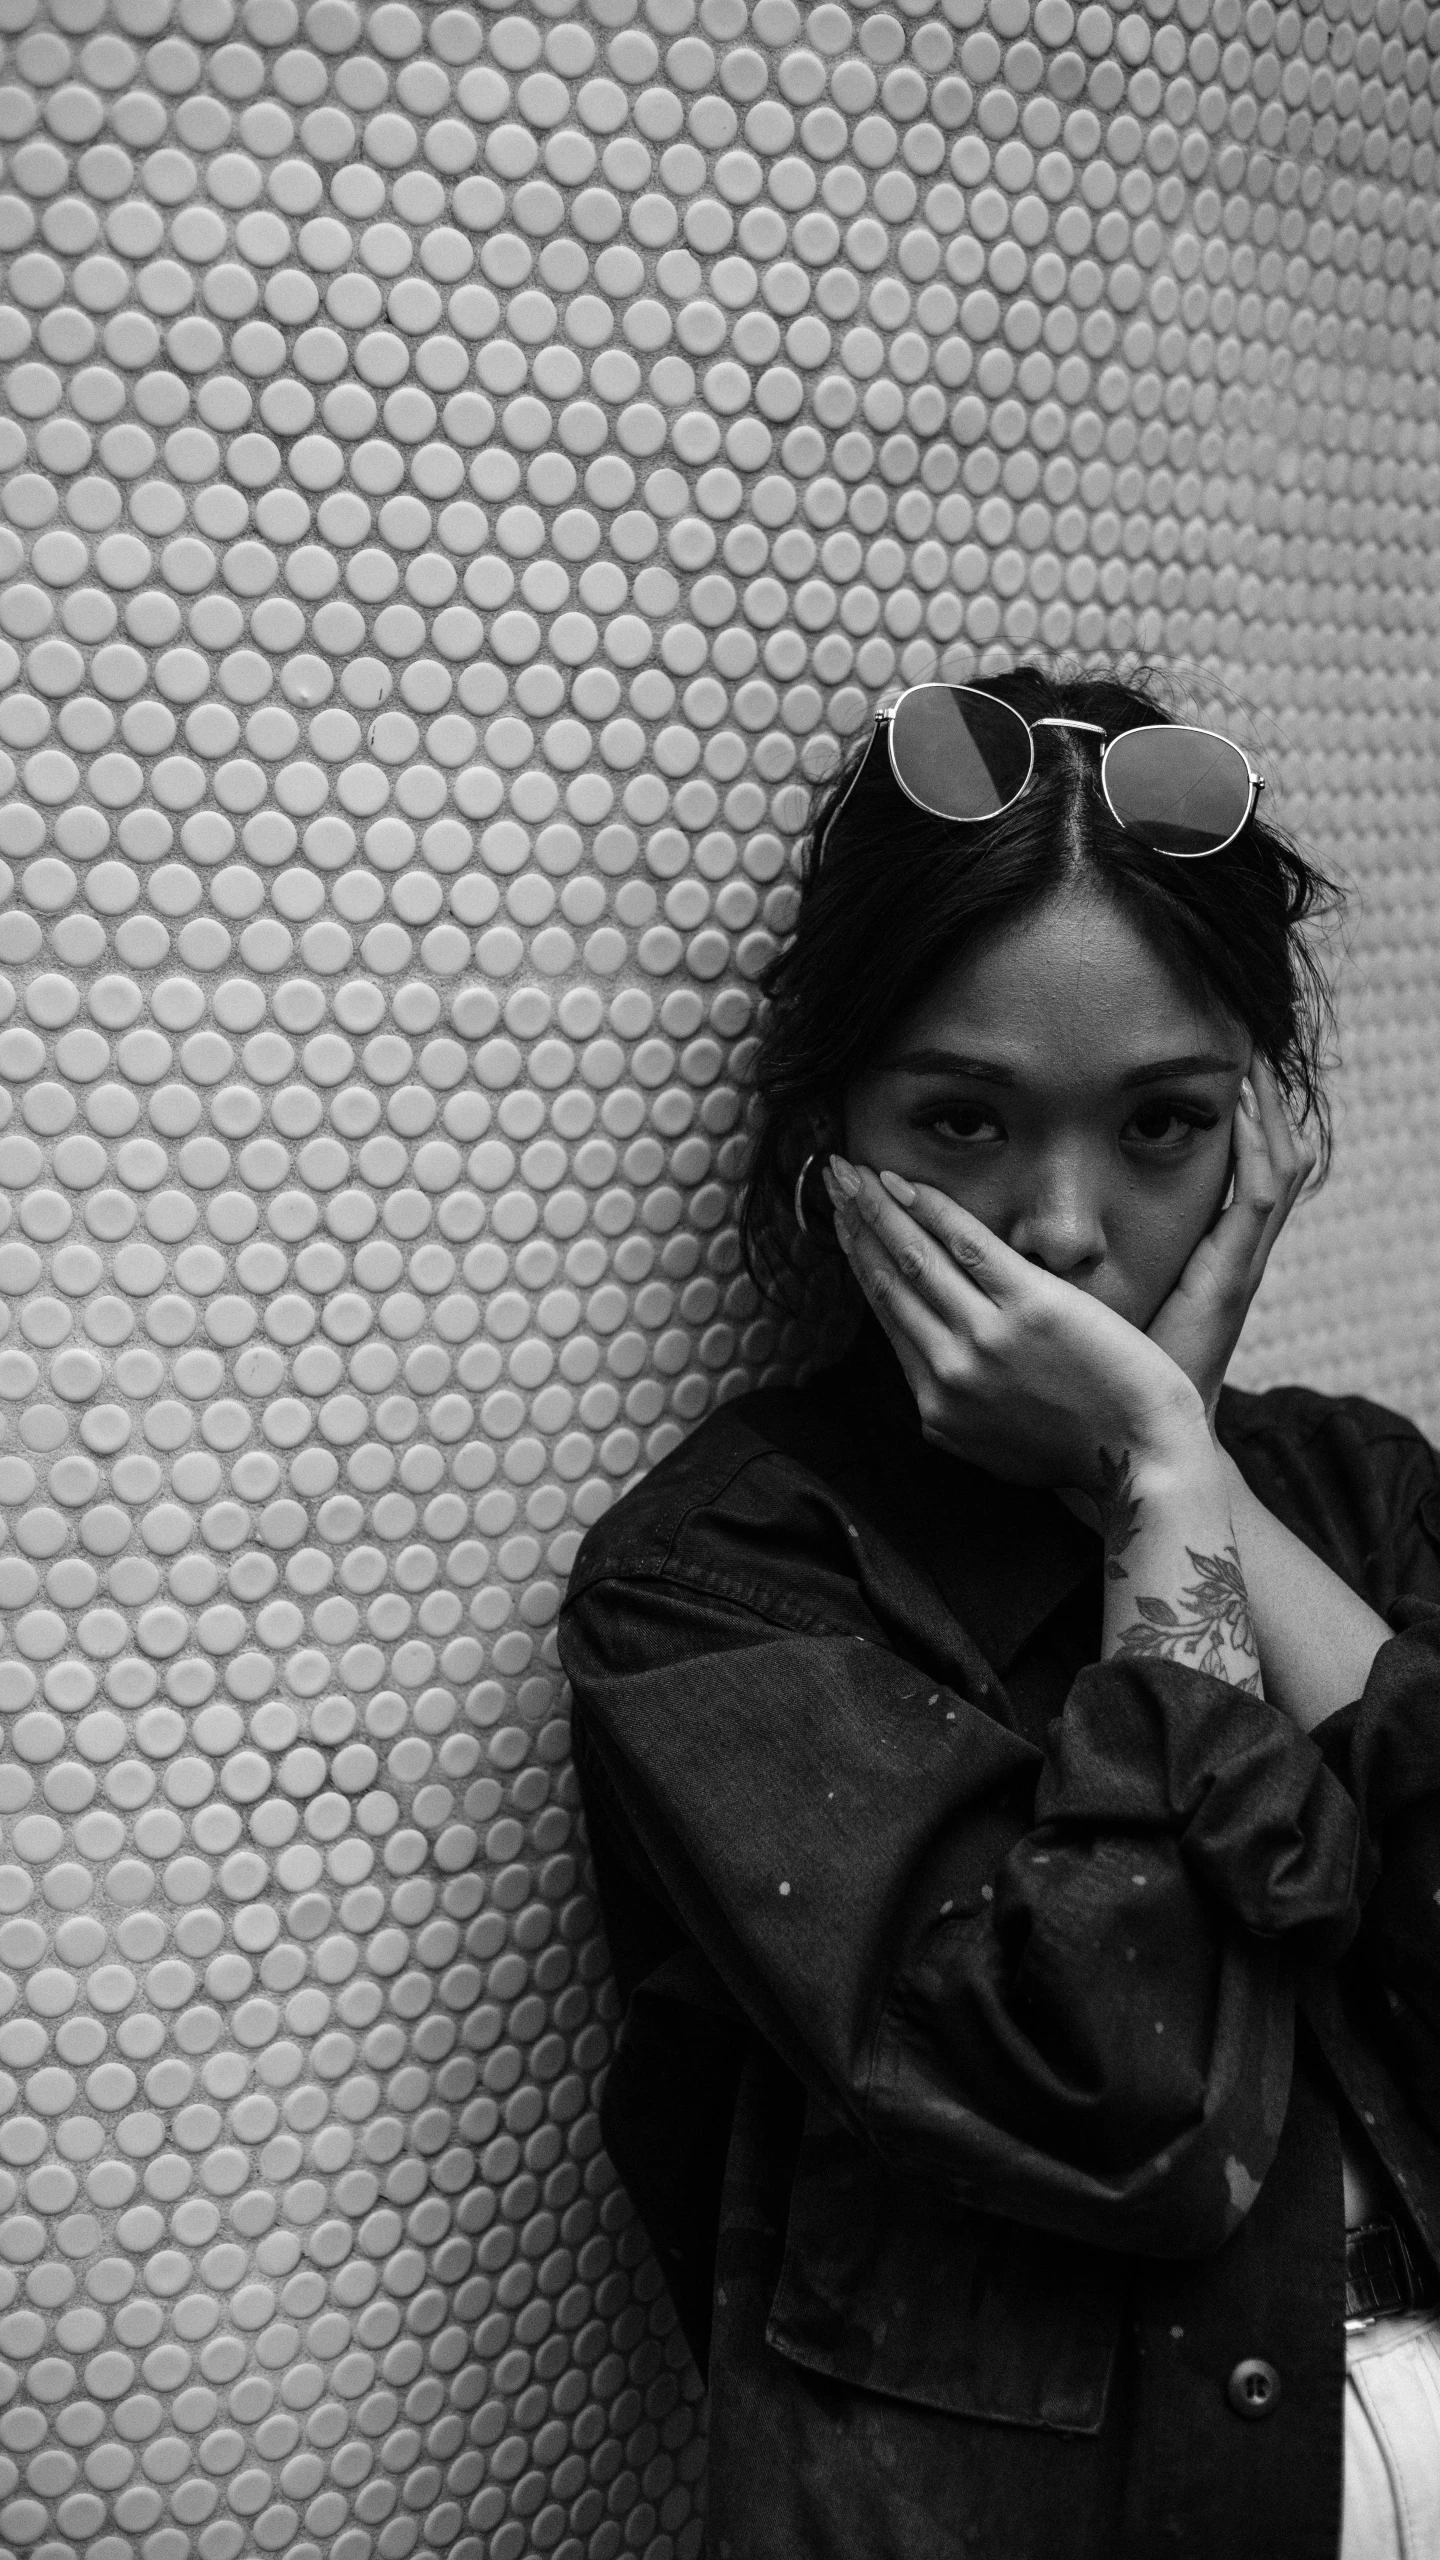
1346,2217,1440,2324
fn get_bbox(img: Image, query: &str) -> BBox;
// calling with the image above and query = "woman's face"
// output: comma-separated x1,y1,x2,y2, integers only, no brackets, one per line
843,883,1252,1331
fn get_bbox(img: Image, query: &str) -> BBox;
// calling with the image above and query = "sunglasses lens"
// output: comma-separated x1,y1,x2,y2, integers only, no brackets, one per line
889,685,1034,822
1104,726,1254,857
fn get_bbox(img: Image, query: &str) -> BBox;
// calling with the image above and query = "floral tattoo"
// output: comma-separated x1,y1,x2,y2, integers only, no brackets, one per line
1110,1541,1263,1693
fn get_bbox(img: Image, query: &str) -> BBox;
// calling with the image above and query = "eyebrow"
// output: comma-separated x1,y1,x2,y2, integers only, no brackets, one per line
881,1048,1244,1089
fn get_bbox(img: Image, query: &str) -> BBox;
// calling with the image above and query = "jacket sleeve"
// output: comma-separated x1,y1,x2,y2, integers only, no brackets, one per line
1305,1414,1440,2139
559,1496,1365,2262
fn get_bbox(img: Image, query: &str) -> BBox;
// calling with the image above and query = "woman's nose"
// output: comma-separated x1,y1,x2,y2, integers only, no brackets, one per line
1004,1168,1107,1279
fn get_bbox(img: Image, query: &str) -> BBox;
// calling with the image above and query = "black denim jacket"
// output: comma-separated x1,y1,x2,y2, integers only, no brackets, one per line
558,1314,1440,2559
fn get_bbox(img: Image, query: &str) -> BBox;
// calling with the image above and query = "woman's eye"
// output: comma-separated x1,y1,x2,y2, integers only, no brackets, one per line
915,1101,1218,1150
1127,1102,1214,1148
918,1105,999,1143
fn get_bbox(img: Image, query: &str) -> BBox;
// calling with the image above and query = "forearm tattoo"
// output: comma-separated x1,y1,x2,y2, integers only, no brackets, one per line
1110,1541,1263,1693
1094,1445,1143,1585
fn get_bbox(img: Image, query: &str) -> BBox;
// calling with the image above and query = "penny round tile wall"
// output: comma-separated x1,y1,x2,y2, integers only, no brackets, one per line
0,0,1437,2551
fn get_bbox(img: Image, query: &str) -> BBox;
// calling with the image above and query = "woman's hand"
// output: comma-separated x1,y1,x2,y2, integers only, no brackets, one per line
1144,1055,1318,1433
824,1157,1209,1498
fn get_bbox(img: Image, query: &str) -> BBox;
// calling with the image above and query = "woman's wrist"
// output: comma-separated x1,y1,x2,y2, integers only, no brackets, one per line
1124,1399,1224,1504
1108,1429,1234,1563
1066,1410,1223,1557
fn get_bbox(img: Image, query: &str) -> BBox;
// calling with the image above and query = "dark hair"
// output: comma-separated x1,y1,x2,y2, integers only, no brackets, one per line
738,660,1348,1312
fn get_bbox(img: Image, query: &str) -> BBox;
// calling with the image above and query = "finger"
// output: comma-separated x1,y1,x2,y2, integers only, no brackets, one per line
832,1156,1012,1311
1226,1076,1312,1282
1230,1090,1288,1277
1180,1100,1277,1307
828,1179,976,1385
1246,1055,1318,1195
831,1212,939,1415
889,1169,1081,1312
829,1158,983,1326
1233,1086,1280,1219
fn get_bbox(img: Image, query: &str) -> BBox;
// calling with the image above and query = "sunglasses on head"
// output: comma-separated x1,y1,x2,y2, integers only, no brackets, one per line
824,683,1265,861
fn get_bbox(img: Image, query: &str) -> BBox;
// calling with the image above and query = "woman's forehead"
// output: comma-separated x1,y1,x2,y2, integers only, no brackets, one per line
879,899,1244,1082
911,893,1227,1029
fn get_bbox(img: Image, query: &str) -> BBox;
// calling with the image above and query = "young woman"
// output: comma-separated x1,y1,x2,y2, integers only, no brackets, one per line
557,665,1440,2559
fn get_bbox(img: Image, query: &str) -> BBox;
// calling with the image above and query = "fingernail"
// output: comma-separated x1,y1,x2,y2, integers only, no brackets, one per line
828,1153,861,1199
1239,1077,1259,1120
878,1169,915,1206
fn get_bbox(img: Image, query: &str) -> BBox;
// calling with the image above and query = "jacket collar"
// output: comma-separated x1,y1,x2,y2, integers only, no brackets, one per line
829,1314,1104,1676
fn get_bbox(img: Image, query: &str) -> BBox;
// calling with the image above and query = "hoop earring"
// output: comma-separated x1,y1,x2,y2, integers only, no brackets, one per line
794,1149,822,1236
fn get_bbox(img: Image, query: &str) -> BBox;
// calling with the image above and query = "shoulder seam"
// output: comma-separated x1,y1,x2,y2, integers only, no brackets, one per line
564,1554,871,1645
570,1435,852,1591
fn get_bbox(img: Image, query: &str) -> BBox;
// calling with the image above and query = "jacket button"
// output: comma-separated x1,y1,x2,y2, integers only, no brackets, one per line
1227,2358,1281,2419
